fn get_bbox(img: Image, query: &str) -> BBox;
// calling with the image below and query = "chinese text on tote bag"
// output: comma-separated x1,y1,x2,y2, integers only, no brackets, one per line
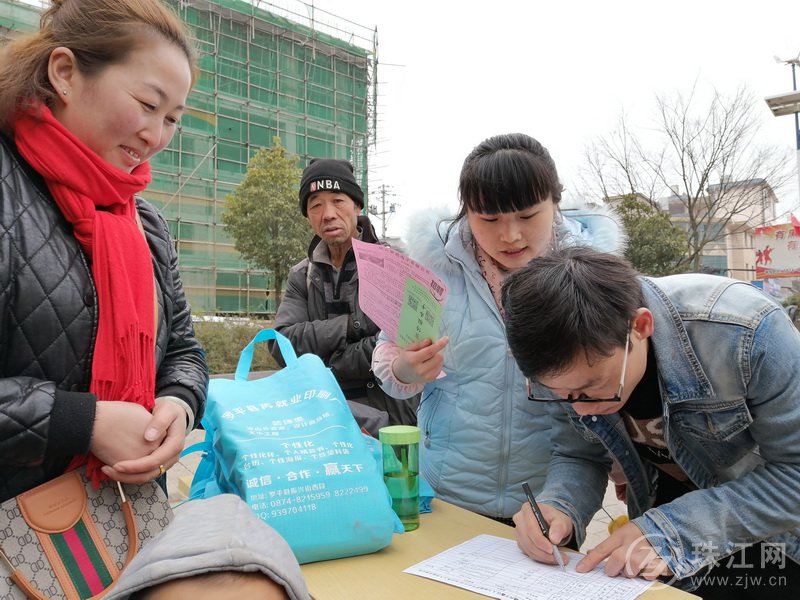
187,329,402,564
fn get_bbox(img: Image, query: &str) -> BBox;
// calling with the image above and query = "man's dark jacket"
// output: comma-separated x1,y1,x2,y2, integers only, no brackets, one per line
0,136,208,501
271,216,418,426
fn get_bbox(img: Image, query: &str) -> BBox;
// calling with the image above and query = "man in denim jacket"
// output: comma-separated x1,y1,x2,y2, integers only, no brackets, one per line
502,247,800,597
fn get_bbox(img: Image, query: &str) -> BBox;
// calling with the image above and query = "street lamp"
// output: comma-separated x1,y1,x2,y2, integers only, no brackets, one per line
765,90,800,117
765,53,800,206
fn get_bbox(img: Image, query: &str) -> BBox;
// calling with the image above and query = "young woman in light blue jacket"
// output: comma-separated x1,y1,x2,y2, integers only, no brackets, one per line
372,133,625,522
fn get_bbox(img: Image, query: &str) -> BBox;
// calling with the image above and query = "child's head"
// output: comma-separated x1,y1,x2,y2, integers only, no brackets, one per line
453,133,564,270
130,571,290,600
105,494,309,600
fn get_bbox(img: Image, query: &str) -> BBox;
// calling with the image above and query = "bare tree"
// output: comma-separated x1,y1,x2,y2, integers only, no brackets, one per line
579,85,793,271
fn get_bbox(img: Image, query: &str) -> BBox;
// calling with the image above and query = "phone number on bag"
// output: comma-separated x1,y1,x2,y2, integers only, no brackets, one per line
262,503,317,518
334,486,369,496
268,492,331,507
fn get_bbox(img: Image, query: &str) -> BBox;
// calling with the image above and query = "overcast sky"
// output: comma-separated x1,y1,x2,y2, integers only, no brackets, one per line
306,0,800,238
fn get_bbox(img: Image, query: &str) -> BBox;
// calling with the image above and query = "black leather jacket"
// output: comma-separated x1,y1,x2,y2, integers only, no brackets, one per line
0,135,208,501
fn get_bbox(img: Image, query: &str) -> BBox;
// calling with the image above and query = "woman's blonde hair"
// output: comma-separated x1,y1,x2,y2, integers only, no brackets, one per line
0,0,197,133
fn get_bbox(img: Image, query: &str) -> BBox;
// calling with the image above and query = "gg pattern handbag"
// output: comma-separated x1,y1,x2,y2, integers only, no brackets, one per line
0,467,171,600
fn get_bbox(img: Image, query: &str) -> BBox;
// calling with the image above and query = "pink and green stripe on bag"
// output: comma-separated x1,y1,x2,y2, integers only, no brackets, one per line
49,517,114,599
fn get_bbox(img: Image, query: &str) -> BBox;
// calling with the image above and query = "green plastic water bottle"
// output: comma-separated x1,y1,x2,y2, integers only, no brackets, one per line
379,425,420,532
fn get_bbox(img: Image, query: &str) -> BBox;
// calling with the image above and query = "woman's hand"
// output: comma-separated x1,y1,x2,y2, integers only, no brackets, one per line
90,401,161,467
391,337,449,384
513,501,573,567
92,400,188,484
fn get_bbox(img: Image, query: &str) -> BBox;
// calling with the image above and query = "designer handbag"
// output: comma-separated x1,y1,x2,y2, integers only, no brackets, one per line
0,467,172,600
185,329,402,564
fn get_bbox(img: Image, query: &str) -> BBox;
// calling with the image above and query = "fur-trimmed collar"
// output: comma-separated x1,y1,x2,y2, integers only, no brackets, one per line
402,201,627,273
405,206,462,275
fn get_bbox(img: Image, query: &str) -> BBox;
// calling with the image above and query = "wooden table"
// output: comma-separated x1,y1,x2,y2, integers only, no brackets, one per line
300,500,699,599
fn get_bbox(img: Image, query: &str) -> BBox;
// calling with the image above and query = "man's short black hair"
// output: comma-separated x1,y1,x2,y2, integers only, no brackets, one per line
501,247,644,379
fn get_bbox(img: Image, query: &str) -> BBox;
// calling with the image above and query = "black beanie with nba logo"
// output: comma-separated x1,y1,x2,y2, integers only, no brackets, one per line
298,158,364,216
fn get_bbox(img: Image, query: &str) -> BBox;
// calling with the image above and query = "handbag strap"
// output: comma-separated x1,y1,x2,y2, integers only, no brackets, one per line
180,440,209,458
234,329,297,381
2,482,139,600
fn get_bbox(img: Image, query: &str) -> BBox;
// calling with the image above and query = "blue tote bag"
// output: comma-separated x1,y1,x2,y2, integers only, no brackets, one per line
187,329,402,564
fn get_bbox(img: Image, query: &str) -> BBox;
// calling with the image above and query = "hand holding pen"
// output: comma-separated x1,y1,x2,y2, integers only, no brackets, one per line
516,483,571,570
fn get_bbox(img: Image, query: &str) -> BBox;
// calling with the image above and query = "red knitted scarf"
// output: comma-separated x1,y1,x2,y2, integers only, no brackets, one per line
14,106,156,484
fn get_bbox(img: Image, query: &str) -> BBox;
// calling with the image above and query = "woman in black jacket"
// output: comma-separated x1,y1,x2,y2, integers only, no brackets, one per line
0,0,208,501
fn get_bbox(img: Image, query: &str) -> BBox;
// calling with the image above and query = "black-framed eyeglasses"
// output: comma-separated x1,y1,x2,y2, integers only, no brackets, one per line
526,330,630,403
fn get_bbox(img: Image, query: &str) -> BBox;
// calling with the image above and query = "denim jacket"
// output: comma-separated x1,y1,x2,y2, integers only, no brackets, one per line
540,274,800,580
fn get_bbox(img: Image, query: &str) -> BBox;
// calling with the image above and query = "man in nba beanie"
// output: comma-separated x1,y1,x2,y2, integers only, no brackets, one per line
271,157,420,431
298,158,364,216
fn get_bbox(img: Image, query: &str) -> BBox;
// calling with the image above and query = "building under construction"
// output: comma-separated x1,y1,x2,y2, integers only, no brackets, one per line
0,0,377,314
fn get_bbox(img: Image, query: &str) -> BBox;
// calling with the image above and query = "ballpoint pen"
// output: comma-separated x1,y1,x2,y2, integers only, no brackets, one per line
522,482,566,571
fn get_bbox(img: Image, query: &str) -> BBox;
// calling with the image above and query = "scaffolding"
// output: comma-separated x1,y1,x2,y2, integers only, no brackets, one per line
0,0,377,315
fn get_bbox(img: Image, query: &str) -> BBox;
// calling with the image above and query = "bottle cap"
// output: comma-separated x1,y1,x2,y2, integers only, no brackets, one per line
378,425,420,445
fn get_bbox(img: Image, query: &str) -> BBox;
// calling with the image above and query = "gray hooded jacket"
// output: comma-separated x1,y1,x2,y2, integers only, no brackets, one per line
105,494,309,600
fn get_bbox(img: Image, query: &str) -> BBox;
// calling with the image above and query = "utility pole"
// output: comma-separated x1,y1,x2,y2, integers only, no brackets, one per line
367,184,397,240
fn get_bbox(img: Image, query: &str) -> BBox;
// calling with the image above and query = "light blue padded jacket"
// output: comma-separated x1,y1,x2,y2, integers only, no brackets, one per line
375,205,625,518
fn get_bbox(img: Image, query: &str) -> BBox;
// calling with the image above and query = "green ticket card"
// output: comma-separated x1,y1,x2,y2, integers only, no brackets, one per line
396,277,443,346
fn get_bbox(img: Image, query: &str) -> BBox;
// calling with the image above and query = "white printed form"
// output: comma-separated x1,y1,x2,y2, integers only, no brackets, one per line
404,534,653,600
